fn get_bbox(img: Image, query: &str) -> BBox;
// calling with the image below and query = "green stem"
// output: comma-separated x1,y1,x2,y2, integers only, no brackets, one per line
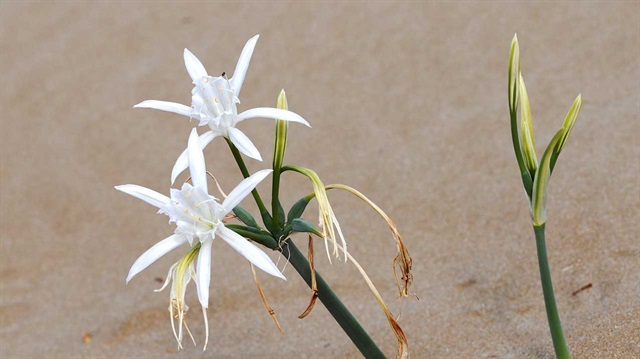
272,166,282,226
534,224,570,359
283,240,386,359
271,119,287,228
225,138,269,218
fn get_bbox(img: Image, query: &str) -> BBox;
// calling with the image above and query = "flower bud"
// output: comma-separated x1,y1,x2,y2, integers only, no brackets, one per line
519,74,538,176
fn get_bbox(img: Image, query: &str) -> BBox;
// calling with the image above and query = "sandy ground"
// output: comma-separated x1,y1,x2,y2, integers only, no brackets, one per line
1,1,638,358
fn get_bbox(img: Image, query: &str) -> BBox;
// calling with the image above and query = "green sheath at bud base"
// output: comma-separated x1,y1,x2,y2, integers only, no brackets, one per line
532,130,563,226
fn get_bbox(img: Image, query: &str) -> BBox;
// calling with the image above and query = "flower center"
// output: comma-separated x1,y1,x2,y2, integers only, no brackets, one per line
162,183,225,240
191,76,239,132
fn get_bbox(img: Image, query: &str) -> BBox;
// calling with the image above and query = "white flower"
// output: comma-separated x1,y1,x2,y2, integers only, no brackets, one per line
133,35,311,183
115,128,285,349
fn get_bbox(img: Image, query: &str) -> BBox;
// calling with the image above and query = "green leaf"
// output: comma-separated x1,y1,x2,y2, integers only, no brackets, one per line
233,206,260,228
277,201,286,227
291,218,322,237
225,224,278,250
287,196,311,221
260,210,275,234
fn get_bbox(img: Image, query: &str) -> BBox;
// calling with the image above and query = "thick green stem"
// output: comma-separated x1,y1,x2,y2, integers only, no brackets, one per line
225,123,383,356
534,224,570,359
225,138,270,218
283,240,386,359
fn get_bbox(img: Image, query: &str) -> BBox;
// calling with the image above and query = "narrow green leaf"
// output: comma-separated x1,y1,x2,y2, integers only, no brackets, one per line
261,211,275,234
288,196,311,221
225,224,278,250
233,206,260,228
277,201,286,227
225,223,264,235
291,218,323,237
532,130,564,226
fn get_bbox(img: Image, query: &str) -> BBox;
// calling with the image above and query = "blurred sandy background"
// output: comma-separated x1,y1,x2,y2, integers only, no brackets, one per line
1,1,638,358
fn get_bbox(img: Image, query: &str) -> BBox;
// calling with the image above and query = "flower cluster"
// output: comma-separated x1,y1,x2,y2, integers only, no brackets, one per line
117,35,307,350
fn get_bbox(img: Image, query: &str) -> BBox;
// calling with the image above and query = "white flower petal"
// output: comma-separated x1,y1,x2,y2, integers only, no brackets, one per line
187,128,208,191
227,127,262,161
230,34,259,96
221,169,272,213
126,234,187,283
171,131,220,184
196,239,213,308
133,100,193,117
183,48,208,83
236,107,311,127
115,184,170,209
218,226,285,280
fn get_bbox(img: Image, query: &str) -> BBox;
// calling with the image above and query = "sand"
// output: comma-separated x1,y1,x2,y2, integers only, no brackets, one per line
1,1,638,358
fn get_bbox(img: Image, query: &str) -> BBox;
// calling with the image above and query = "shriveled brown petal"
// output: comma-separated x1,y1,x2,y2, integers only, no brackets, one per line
325,184,413,298
251,264,284,334
337,242,410,359
298,235,319,319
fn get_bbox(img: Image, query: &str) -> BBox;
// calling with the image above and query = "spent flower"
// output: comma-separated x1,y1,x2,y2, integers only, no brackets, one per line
154,246,199,349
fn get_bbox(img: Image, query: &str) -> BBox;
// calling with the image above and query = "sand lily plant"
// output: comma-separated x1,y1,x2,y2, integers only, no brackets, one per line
117,35,413,358
508,34,582,359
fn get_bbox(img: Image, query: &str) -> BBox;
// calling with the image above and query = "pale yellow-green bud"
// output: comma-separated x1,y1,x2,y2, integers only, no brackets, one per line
277,89,288,110
508,34,520,113
557,94,582,153
273,89,289,171
532,130,564,226
518,73,538,176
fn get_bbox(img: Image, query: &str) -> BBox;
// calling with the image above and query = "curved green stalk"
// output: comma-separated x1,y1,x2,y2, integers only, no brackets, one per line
225,138,271,226
534,224,570,359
